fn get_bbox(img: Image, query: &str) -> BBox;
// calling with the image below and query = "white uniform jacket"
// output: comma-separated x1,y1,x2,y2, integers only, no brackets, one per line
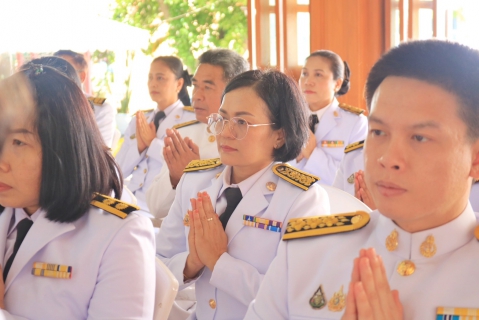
245,205,479,320
0,205,155,320
146,121,219,219
115,100,196,213
332,142,364,196
86,95,117,148
292,99,367,186
471,181,479,212
156,163,330,320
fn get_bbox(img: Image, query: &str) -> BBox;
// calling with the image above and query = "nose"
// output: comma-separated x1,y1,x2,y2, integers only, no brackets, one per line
192,87,204,102
0,151,10,173
219,119,235,140
377,138,405,171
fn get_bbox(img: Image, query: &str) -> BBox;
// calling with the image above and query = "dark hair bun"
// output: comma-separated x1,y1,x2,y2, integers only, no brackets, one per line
337,61,351,96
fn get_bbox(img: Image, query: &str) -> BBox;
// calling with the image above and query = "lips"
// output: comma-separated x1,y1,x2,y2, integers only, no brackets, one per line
376,181,407,197
150,91,160,95
0,182,12,192
220,144,237,152
304,90,316,94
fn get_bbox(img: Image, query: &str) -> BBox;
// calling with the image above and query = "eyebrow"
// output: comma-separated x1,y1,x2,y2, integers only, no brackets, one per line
369,115,441,130
219,109,255,117
8,128,34,135
192,78,216,86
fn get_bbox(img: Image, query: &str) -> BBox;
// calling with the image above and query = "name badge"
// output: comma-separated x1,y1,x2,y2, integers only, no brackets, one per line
436,307,479,319
243,215,282,233
321,140,344,148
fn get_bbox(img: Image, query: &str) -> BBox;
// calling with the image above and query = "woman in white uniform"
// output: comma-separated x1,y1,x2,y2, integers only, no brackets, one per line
246,40,479,320
0,65,155,319
156,70,330,319
116,56,195,216
293,50,368,185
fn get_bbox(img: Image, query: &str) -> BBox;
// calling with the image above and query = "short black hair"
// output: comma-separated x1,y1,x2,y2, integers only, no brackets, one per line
223,70,309,162
366,40,479,140
53,50,88,71
152,56,191,106
307,50,350,96
20,64,122,222
198,49,249,83
21,56,81,88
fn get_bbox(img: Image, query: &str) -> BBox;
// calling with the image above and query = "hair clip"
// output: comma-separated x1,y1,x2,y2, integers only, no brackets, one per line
34,65,44,75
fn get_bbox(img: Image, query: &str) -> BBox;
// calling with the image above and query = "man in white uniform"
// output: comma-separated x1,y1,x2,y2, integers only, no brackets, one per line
146,49,248,223
54,50,117,148
246,40,479,320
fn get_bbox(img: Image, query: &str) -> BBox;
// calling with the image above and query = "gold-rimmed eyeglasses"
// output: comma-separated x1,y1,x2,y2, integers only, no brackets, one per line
206,113,275,140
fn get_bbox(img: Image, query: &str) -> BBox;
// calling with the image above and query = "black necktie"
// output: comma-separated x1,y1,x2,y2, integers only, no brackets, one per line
153,111,166,132
219,188,243,229
309,114,319,133
3,218,33,281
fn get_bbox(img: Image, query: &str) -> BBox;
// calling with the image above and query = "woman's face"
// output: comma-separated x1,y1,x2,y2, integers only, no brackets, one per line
148,60,183,106
299,56,342,110
217,87,283,180
0,111,42,214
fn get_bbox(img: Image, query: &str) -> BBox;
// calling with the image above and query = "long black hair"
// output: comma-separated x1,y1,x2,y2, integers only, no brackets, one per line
19,64,122,222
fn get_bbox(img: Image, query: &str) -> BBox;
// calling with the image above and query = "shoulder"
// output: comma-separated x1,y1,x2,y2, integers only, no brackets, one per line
344,140,364,154
90,193,140,219
338,103,365,116
173,119,200,130
183,158,223,173
272,163,319,191
87,96,106,106
283,210,371,240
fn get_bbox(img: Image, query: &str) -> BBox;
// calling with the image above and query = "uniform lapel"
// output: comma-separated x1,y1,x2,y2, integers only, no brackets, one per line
316,103,341,141
201,169,225,214
225,169,275,245
5,210,75,292
0,208,14,269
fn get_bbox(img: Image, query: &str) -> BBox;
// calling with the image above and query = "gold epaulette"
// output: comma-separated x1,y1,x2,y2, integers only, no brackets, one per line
283,211,370,240
338,103,364,115
87,97,106,106
344,140,364,153
183,106,195,112
173,120,200,130
90,193,139,219
184,158,222,172
272,163,319,191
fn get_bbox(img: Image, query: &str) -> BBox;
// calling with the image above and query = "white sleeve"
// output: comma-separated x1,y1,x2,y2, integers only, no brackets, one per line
87,215,156,319
115,118,144,177
94,101,117,148
146,164,176,219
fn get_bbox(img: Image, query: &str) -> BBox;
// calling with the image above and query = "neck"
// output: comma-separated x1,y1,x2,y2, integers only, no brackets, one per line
309,97,334,112
230,161,272,184
157,98,177,111
24,205,39,216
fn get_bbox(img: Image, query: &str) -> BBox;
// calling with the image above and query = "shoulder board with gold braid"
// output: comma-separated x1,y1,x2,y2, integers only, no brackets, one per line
283,211,370,240
272,163,319,191
184,158,222,172
91,193,139,219
87,96,106,106
344,140,364,154
183,106,195,112
338,103,364,115
173,120,200,130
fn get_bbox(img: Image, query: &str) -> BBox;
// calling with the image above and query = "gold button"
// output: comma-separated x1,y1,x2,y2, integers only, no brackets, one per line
133,166,138,171
144,169,147,174
145,155,149,159
333,111,339,117
266,182,276,191
209,299,216,309
208,135,216,143
397,260,415,276
175,114,180,119
139,183,143,187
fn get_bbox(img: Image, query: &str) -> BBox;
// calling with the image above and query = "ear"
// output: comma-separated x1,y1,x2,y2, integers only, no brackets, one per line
79,71,87,84
273,128,285,149
177,77,185,93
335,78,343,93
470,139,479,180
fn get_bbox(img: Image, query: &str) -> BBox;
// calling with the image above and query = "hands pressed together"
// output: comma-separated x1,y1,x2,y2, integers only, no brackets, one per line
183,192,227,280
163,129,200,189
135,111,157,154
341,248,403,320
354,170,376,210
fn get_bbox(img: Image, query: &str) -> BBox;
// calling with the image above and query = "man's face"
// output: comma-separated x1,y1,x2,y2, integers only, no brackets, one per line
57,55,87,83
365,76,479,232
191,63,227,123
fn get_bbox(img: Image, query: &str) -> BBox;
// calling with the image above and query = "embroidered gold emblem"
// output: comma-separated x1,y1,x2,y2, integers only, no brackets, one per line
338,103,364,115
420,235,437,258
272,163,319,191
309,285,326,309
344,140,364,153
91,193,139,219
103,199,115,205
266,182,277,191
183,213,190,227
327,285,346,312
115,203,128,210
397,260,415,276
283,211,370,240
347,173,354,184
183,158,222,172
386,229,399,251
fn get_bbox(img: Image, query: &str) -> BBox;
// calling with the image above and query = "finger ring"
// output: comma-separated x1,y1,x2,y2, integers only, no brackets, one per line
207,218,213,221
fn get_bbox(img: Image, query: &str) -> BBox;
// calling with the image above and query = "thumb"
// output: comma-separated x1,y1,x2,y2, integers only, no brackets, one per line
187,138,200,156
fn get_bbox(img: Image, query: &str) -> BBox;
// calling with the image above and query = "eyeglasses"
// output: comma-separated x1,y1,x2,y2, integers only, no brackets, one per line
206,113,275,140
